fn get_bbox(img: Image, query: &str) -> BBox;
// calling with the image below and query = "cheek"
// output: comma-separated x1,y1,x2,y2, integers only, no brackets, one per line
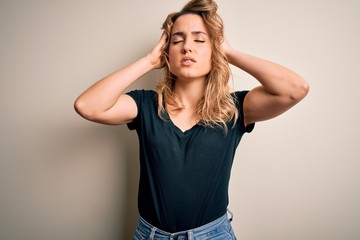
201,50,212,67
199,45,212,62
168,48,178,65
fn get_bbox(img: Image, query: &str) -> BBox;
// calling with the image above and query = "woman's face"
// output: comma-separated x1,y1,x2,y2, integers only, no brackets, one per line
168,14,212,82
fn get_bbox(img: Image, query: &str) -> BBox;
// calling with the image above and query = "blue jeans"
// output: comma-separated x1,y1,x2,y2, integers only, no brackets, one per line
133,210,237,240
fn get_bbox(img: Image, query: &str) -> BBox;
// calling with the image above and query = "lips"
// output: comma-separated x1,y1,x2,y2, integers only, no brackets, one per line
181,57,196,64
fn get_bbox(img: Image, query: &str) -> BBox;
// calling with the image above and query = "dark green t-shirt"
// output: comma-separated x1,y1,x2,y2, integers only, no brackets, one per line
127,90,254,232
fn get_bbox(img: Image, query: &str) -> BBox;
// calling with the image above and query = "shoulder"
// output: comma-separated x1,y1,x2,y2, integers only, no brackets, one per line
126,89,157,104
126,89,157,98
231,91,250,106
125,90,158,130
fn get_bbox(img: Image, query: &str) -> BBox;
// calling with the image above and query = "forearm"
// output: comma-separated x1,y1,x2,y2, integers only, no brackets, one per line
227,49,308,99
74,56,154,116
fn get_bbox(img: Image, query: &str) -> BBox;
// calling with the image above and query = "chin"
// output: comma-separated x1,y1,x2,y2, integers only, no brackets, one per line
176,75,204,82
173,71,208,81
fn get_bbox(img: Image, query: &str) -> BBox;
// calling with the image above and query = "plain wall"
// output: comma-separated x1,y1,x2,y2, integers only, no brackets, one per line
1,0,359,239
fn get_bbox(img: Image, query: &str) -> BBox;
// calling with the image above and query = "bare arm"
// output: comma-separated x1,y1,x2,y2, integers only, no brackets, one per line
74,33,167,125
222,39,309,126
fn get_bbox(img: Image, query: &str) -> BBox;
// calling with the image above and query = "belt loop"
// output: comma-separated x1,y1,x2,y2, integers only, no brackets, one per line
188,230,193,240
227,208,234,222
150,227,157,240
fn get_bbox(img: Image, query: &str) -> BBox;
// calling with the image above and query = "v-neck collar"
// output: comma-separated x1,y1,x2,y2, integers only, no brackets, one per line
163,111,199,135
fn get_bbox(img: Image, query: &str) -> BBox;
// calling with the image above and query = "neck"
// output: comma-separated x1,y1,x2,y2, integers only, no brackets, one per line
173,77,205,109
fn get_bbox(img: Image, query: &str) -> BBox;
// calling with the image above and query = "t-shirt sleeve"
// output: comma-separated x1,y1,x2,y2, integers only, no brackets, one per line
235,91,255,133
125,89,156,131
125,90,142,130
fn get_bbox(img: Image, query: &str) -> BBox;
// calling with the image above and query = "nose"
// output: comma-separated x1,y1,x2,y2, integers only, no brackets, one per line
182,40,192,54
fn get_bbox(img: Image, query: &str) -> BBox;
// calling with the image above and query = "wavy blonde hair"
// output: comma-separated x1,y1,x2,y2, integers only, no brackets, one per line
157,0,238,132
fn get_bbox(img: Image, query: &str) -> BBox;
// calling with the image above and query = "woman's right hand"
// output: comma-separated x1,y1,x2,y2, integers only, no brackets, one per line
145,32,168,69
74,31,169,125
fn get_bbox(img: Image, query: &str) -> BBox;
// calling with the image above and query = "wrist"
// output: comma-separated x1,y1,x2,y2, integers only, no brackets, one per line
224,48,235,64
141,55,157,71
145,53,161,70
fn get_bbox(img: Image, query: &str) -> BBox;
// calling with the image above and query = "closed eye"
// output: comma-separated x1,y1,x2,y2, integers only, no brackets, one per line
172,40,184,44
172,39,205,44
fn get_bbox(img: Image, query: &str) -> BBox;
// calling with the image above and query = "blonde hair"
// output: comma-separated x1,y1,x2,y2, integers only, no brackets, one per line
157,0,238,132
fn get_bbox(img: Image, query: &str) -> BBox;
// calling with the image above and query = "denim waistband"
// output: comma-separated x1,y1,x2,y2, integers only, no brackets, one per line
135,209,234,240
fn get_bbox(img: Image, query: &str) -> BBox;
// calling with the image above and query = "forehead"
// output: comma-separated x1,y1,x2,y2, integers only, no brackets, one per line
171,14,208,34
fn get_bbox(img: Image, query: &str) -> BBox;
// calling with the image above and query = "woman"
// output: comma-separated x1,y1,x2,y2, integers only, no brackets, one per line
74,0,309,239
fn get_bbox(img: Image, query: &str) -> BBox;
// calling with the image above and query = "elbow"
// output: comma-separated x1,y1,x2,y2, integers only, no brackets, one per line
74,98,86,118
289,77,310,103
74,98,94,120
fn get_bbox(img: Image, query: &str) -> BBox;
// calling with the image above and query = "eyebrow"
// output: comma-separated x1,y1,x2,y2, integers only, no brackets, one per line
171,31,208,37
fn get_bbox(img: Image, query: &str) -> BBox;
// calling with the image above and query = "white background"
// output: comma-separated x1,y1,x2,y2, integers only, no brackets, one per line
1,0,359,239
